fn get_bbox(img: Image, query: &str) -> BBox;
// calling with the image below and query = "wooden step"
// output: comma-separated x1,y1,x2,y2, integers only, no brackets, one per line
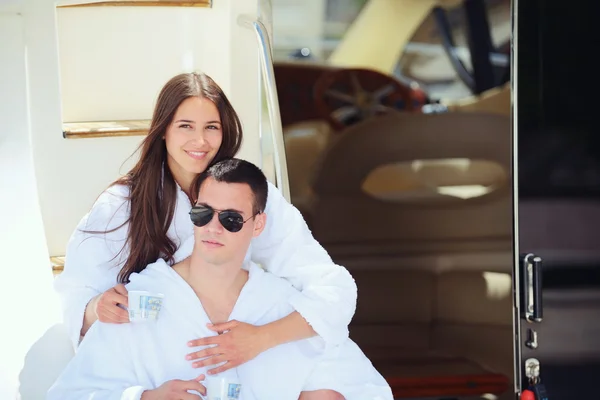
57,0,211,8
62,119,150,139
51,256,65,276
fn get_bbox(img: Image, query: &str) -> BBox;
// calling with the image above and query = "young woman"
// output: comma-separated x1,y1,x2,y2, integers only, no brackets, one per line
54,72,357,383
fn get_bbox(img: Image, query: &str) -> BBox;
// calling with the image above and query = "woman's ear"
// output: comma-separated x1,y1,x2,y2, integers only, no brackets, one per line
252,212,267,238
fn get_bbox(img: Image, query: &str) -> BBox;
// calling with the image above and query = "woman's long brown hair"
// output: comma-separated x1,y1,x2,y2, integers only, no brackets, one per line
96,73,242,283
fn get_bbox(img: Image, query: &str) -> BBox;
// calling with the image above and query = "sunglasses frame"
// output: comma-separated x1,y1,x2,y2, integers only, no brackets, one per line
189,204,259,233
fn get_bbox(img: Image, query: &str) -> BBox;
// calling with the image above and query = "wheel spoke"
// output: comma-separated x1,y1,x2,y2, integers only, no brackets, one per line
325,89,356,104
332,106,360,122
372,104,396,114
349,72,364,95
373,84,396,100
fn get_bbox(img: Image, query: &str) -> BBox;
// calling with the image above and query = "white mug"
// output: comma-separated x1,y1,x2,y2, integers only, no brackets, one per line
204,375,242,400
127,290,164,322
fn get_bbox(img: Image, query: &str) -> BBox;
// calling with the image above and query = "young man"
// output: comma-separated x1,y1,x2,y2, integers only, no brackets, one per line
47,158,393,400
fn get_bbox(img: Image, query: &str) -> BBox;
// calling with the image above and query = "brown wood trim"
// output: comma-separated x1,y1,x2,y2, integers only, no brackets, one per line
51,256,65,275
57,0,211,8
63,119,151,139
387,373,510,398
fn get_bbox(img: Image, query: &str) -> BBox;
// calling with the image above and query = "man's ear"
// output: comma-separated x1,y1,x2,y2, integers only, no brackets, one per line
252,212,267,238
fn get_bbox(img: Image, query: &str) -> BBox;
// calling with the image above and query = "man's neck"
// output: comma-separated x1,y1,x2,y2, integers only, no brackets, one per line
175,252,248,324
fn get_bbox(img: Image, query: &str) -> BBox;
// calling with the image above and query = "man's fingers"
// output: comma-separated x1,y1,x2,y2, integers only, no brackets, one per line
177,380,206,397
181,393,203,400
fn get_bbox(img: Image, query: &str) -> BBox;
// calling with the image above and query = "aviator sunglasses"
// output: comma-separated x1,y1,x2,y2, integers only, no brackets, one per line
189,204,258,233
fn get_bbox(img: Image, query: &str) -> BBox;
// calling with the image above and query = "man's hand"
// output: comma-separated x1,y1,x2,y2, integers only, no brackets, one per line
141,376,206,400
186,320,271,375
94,284,129,323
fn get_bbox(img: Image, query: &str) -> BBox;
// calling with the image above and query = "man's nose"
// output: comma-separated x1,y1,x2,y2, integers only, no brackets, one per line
205,213,223,233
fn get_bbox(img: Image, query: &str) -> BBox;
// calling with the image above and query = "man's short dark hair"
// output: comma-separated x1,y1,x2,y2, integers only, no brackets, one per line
191,158,268,215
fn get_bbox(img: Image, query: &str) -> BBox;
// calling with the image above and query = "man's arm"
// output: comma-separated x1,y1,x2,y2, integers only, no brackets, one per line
47,322,146,400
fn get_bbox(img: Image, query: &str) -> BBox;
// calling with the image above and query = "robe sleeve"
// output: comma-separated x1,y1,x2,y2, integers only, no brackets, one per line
250,182,357,346
46,323,147,400
53,186,130,350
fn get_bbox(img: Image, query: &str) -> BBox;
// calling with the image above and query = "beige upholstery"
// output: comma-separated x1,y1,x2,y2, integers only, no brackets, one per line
433,271,514,377
350,269,513,380
296,112,513,393
444,83,511,117
283,120,333,220
309,112,511,258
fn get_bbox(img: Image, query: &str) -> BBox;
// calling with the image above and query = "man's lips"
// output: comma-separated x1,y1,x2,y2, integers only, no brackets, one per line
202,239,223,248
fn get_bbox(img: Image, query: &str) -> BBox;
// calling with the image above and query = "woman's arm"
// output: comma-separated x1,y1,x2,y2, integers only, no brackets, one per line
263,311,316,344
54,186,131,348
251,182,357,346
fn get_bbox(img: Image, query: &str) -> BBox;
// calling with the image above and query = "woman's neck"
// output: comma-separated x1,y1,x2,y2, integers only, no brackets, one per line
166,159,195,197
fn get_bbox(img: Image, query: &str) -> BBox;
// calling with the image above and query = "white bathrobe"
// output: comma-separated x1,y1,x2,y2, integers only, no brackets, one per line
47,260,393,400
54,181,357,350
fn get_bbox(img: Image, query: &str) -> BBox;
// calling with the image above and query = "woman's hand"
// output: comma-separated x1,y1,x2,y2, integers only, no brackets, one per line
94,284,130,323
141,375,206,400
186,320,271,375
82,284,130,336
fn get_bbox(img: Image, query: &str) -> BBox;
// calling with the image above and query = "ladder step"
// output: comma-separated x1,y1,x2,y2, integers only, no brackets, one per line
50,256,65,276
62,119,150,139
57,0,211,8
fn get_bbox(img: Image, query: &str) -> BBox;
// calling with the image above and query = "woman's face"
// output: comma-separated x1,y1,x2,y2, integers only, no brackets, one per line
165,97,223,190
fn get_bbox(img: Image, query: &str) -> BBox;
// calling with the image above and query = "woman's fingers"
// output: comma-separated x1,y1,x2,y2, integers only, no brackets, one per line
207,360,234,375
96,286,130,323
187,336,220,348
193,354,227,368
186,346,221,362
97,304,129,323
113,284,129,307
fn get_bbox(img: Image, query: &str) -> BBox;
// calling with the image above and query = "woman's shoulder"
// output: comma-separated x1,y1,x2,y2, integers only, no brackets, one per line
80,183,131,231
264,181,287,212
97,183,130,204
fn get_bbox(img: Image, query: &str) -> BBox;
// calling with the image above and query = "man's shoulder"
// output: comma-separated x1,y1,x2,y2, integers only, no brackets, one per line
79,318,134,351
126,259,173,291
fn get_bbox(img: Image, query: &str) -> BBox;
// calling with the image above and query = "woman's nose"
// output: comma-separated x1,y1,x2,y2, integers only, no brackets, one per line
192,131,207,146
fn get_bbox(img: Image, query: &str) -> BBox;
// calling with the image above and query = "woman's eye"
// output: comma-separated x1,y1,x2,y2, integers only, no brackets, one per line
179,124,192,129
206,125,220,130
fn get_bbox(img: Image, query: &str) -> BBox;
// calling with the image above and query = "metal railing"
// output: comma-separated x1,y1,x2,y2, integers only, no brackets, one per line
237,14,290,202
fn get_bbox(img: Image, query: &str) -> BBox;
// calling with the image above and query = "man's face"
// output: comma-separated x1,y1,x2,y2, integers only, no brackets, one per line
193,177,265,266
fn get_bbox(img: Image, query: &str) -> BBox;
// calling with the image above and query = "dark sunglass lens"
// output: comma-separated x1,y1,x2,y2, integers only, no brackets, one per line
189,206,214,227
219,212,244,232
